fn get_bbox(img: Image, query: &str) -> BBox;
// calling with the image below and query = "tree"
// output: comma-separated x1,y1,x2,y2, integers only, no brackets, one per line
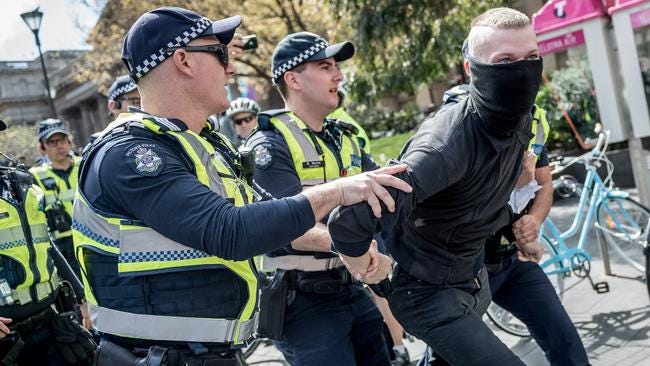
76,0,348,98
334,0,515,105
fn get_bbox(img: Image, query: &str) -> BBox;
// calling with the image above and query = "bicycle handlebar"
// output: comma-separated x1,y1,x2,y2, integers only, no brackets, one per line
550,130,611,175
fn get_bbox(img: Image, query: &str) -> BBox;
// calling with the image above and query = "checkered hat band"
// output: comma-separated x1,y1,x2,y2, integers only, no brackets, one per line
272,41,328,82
39,124,67,140
109,82,137,100
132,17,213,79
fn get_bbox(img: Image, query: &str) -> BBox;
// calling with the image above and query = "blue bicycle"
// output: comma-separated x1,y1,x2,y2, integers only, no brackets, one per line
487,130,650,337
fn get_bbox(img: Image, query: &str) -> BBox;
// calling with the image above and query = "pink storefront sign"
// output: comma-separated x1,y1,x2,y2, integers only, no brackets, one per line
538,30,586,56
533,0,607,35
631,7,650,29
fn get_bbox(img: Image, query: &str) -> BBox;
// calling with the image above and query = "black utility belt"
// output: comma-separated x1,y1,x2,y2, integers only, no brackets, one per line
95,339,238,366
293,267,353,295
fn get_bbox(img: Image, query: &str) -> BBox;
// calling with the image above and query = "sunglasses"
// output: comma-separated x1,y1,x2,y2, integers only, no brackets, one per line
233,115,255,125
164,44,229,66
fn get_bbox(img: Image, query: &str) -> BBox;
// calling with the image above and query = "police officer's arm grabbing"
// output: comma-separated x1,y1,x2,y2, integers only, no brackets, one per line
513,147,553,262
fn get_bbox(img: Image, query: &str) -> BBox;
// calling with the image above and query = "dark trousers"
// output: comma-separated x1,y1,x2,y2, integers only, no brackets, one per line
387,266,524,366
274,283,390,366
489,256,590,366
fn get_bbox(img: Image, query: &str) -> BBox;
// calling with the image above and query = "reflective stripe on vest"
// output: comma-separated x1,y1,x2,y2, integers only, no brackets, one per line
88,302,258,344
73,113,257,343
530,107,550,160
270,112,362,187
258,255,343,272
0,185,57,304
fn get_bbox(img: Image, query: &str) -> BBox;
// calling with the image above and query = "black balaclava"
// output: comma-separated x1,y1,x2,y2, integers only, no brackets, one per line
467,55,543,137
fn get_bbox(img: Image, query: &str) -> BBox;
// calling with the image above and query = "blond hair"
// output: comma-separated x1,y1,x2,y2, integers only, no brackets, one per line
471,7,530,29
467,8,531,59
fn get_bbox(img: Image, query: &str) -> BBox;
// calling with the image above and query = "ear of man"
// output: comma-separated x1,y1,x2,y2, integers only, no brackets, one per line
170,50,195,78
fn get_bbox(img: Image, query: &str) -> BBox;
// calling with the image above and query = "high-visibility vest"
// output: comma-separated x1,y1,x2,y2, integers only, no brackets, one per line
530,106,550,161
0,184,58,306
268,112,363,187
72,112,258,344
30,157,80,239
256,112,363,272
328,107,371,154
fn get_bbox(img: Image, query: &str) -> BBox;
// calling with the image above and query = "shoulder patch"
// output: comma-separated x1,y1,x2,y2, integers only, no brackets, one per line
124,143,165,176
253,143,273,169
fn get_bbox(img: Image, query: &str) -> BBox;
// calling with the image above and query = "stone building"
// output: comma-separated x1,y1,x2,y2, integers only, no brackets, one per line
0,50,111,146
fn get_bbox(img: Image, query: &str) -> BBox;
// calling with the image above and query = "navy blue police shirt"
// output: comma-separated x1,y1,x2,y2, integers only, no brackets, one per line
245,118,381,255
246,121,379,200
80,116,316,260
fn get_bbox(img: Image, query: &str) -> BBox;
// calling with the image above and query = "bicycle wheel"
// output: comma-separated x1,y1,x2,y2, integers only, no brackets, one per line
486,235,565,337
595,197,650,272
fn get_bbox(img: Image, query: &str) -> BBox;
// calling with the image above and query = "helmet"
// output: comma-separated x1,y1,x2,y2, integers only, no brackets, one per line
226,97,260,118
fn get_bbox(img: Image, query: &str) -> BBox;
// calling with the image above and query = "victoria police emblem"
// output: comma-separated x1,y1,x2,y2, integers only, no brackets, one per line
254,144,272,169
125,143,165,176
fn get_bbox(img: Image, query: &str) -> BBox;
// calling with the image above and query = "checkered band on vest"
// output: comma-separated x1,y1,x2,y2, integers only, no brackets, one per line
272,41,328,83
108,81,137,101
131,17,213,79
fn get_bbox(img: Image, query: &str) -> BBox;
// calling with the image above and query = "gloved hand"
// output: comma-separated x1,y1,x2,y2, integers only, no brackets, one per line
51,311,96,365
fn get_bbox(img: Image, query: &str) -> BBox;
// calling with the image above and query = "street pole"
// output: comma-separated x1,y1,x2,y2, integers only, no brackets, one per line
32,31,57,118
21,7,58,119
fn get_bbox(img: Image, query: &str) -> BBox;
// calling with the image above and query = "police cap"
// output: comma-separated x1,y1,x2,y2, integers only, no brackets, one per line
107,74,137,101
271,32,355,85
37,119,70,142
121,7,241,82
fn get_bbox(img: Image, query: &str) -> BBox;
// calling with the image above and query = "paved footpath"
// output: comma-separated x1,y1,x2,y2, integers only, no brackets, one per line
249,192,650,365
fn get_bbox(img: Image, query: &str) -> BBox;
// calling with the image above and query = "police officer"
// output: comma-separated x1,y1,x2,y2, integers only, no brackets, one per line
107,74,140,118
1,119,95,365
245,32,392,365
29,119,82,280
85,75,141,150
329,8,545,365
226,97,260,142
72,7,410,365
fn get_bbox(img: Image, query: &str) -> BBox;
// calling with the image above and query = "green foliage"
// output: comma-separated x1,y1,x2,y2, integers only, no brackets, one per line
0,124,40,166
535,56,600,152
349,102,423,136
535,84,575,152
335,0,515,105
370,131,415,165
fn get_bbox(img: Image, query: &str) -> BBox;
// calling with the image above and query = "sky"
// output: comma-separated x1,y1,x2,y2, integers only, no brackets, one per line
0,0,101,61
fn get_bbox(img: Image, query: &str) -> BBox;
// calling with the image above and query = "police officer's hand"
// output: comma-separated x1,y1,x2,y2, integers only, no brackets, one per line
512,214,540,245
341,240,379,280
515,150,536,188
363,251,393,284
335,164,412,217
516,239,545,263
0,317,11,339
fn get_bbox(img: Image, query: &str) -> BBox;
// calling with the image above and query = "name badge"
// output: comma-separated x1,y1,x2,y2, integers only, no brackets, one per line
302,161,324,169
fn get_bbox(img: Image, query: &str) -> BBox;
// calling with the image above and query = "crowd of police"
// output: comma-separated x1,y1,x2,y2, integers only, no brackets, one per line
0,5,592,366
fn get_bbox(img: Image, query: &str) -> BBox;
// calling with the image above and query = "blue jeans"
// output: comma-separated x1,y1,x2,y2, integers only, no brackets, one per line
388,266,524,365
489,256,590,366
274,282,390,366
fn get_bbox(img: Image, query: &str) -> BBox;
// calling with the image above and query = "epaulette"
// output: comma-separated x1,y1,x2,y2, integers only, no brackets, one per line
330,119,359,136
257,108,289,130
